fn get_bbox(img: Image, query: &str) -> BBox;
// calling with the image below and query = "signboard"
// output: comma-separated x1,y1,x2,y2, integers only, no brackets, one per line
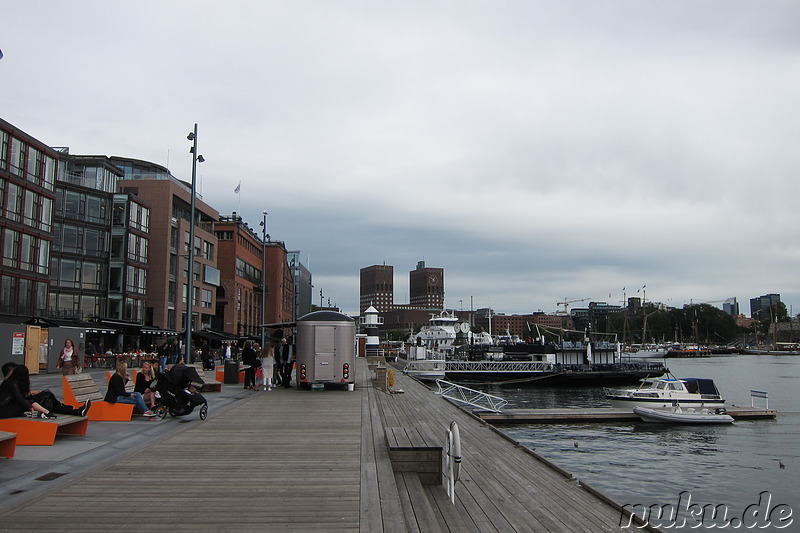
12,332,25,356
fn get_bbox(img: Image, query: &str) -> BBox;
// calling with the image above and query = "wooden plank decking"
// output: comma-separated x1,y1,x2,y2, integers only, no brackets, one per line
0,359,655,532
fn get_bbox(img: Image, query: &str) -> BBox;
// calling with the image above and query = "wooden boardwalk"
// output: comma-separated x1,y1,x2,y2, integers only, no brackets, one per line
0,359,656,532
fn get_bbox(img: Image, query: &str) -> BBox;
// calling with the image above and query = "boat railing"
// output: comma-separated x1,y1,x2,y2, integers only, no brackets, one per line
445,361,553,372
403,359,447,373
750,390,769,409
435,379,508,413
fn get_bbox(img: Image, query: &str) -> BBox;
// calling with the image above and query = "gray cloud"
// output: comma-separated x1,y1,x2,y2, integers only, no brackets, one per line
2,1,799,315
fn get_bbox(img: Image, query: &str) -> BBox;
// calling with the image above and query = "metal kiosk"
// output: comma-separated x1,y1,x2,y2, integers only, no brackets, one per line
295,311,355,390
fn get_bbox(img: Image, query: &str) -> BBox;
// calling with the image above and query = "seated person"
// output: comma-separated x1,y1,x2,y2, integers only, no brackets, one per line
0,364,90,419
105,361,156,417
134,361,158,409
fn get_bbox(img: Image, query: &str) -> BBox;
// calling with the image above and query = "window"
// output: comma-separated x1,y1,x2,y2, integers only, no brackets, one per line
18,279,32,315
86,195,105,224
23,189,37,227
10,138,24,176
202,289,212,308
20,234,35,270
203,241,214,261
43,156,56,191
112,202,126,226
0,131,8,170
1,275,18,313
37,239,49,275
40,196,52,232
26,147,42,185
6,182,21,222
3,228,19,267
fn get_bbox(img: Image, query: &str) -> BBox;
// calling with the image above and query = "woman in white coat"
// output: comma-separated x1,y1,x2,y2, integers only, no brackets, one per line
259,340,276,390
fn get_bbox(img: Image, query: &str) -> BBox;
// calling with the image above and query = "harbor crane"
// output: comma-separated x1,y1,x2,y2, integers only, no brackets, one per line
556,297,590,314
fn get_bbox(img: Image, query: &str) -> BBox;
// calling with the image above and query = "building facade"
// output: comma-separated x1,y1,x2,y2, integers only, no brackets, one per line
409,261,444,309
750,293,781,320
214,214,263,337
0,118,58,319
360,264,394,313
114,157,220,336
288,251,312,320
264,241,295,325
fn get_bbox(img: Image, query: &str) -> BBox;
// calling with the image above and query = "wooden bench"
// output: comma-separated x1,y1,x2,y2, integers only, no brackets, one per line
0,415,88,446
386,426,442,485
63,374,135,422
192,364,222,392
0,430,17,457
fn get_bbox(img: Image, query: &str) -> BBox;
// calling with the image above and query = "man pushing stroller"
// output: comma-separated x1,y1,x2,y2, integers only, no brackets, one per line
153,355,208,419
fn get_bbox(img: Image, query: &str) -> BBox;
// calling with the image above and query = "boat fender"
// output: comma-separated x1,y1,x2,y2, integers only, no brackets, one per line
715,407,727,415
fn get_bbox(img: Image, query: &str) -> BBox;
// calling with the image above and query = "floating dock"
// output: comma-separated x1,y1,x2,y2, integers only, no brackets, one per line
477,405,778,424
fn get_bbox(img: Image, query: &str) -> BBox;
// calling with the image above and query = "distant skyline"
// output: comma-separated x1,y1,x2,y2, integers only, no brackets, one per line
3,2,799,316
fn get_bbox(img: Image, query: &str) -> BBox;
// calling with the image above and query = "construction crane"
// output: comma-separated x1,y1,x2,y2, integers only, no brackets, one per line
556,297,591,315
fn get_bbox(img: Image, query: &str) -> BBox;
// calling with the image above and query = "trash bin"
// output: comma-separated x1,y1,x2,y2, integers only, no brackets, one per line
223,360,239,384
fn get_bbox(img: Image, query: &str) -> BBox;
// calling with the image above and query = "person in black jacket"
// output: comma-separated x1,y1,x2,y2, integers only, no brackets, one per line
241,341,258,390
105,360,156,417
0,364,90,419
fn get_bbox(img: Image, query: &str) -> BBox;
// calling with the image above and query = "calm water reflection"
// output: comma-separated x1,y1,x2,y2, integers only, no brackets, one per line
469,355,798,530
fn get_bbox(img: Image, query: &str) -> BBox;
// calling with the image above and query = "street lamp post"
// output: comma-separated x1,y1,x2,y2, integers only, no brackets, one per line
260,211,268,349
185,123,204,363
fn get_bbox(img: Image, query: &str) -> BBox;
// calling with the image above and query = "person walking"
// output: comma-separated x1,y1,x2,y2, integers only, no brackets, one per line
241,341,258,390
57,338,80,375
280,336,294,388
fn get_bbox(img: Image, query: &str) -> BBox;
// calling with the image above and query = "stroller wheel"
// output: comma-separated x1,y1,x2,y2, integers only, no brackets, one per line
199,404,208,420
155,405,168,420
168,407,181,417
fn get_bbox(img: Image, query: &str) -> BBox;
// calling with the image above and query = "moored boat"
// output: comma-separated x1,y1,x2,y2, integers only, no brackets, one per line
633,404,734,424
605,375,725,409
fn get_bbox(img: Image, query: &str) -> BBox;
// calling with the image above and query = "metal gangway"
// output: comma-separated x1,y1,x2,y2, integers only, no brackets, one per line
435,379,508,413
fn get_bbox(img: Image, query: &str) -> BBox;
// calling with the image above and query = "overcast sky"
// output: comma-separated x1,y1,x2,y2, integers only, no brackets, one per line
3,1,799,317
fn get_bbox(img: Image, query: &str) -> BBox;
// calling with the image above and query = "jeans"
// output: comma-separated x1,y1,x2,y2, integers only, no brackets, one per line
116,393,149,413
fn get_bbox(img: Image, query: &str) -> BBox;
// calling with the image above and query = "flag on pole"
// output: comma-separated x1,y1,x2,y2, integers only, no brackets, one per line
234,182,241,194
0,49,4,61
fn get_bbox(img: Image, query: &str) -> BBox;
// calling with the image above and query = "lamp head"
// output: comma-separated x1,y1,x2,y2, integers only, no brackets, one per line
187,132,195,141
197,155,205,163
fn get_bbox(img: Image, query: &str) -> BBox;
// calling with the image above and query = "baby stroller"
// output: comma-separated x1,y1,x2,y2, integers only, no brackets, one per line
152,363,208,420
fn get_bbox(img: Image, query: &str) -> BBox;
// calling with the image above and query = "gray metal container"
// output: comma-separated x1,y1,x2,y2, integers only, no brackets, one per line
295,311,355,388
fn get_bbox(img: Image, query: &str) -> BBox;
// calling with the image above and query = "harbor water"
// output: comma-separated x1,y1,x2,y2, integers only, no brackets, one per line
478,354,798,530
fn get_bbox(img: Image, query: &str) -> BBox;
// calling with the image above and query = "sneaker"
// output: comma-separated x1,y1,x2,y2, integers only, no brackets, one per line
80,399,92,417
39,411,57,419
143,410,157,417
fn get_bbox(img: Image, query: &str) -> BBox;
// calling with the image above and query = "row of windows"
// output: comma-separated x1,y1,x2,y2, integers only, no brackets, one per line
112,200,150,232
49,292,103,320
0,131,57,191
54,223,107,257
51,257,105,291
1,177,54,232
0,275,48,316
1,227,50,275
236,257,262,285
56,188,108,225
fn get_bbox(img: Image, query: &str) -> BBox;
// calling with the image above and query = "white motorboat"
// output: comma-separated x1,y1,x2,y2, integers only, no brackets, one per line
633,404,734,424
605,375,725,409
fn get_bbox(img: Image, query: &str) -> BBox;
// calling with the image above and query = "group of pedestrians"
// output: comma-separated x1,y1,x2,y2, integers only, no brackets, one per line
241,333,294,391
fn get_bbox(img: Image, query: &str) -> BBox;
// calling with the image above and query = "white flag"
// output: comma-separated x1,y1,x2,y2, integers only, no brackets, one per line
234,182,241,194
